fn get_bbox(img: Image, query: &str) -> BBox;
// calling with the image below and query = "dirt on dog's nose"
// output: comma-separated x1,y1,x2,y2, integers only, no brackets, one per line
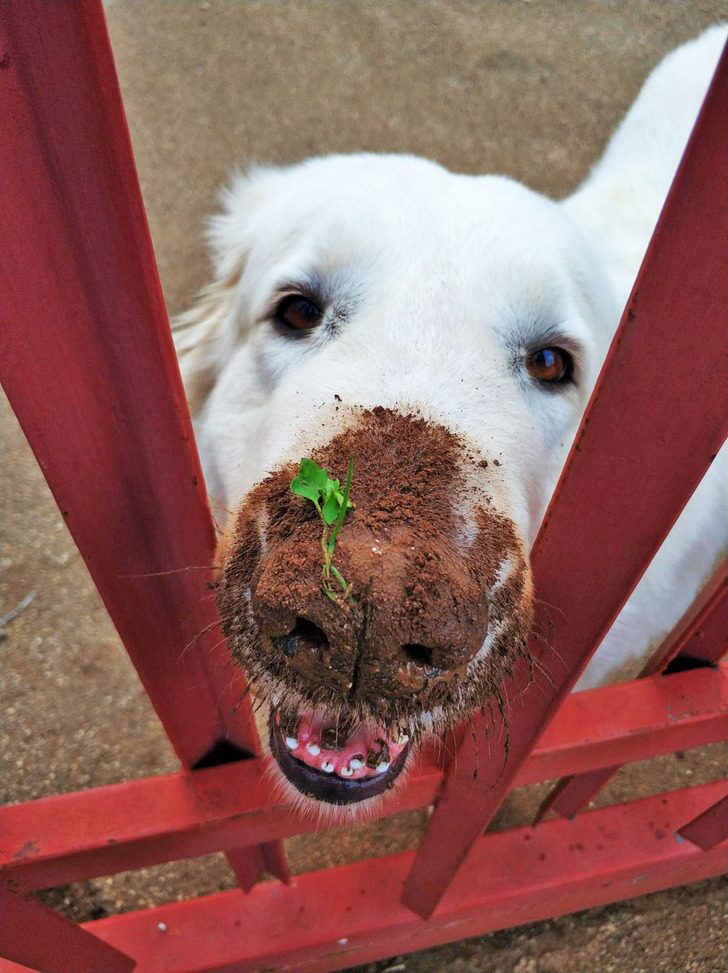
252,522,490,702
218,408,529,714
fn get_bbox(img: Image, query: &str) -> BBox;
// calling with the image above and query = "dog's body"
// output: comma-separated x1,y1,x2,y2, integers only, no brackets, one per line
175,26,727,808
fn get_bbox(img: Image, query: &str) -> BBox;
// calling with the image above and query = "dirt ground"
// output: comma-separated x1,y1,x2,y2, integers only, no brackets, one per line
2,1,727,971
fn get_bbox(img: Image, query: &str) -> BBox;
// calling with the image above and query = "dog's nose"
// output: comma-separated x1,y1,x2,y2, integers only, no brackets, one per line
251,526,490,702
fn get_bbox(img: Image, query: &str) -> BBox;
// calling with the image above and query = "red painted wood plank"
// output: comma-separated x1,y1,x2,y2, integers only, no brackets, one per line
1,784,725,973
0,0,285,887
678,793,728,850
402,42,728,918
537,556,728,822
643,556,728,673
0,882,134,973
2,666,725,891
516,663,728,784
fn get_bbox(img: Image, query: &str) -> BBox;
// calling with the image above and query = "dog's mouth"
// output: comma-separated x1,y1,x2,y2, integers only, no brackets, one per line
269,705,411,804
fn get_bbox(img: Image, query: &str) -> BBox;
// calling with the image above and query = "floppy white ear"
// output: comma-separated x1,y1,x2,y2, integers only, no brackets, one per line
173,255,246,416
173,166,277,416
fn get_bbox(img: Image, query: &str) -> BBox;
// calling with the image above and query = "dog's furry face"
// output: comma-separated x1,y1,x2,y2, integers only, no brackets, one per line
177,153,617,812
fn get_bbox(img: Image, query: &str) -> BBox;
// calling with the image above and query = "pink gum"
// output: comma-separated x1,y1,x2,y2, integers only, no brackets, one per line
277,711,406,780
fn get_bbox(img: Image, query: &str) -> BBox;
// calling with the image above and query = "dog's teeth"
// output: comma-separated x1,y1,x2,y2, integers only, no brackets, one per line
340,765,354,777
397,732,410,745
305,741,321,756
376,761,390,773
349,756,364,770
285,737,299,751
320,759,335,773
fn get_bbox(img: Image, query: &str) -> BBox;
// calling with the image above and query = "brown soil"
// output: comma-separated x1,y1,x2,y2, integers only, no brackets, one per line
3,3,727,972
218,408,531,734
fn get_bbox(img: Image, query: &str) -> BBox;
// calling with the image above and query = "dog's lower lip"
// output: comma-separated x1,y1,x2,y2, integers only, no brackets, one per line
269,710,410,805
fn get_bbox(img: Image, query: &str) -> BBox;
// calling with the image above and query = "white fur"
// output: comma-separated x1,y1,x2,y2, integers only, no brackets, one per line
176,26,727,692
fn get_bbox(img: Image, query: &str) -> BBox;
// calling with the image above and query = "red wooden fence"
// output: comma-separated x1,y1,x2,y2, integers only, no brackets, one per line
0,3,726,971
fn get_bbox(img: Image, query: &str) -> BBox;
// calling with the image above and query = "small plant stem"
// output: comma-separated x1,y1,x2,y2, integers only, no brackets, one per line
329,565,350,595
328,456,354,553
320,523,351,603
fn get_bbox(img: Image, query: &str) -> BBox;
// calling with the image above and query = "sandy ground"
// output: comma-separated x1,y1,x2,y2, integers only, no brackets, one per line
2,1,727,970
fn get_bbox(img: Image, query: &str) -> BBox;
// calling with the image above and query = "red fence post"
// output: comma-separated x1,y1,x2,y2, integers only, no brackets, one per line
0,0,286,887
402,42,728,918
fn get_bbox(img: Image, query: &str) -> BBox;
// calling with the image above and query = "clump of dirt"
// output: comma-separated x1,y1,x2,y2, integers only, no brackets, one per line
217,407,532,735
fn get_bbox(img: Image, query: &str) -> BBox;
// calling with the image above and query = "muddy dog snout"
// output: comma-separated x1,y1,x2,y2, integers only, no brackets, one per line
217,408,531,727
252,524,490,703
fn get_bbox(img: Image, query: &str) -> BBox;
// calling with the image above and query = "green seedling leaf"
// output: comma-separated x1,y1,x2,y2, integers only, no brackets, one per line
290,475,323,507
290,458,332,509
321,493,340,525
322,478,341,503
297,458,324,485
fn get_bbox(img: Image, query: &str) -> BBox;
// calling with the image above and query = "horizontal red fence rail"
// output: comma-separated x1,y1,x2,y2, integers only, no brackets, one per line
0,0,285,887
1,783,726,973
2,664,726,892
402,40,728,919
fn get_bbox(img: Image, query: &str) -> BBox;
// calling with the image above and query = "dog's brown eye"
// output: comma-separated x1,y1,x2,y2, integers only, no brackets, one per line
526,347,573,384
275,294,323,331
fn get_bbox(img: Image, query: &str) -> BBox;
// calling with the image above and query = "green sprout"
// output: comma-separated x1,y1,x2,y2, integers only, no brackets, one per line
290,456,355,606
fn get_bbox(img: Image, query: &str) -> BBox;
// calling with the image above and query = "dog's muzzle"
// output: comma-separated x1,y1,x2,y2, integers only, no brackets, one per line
217,408,531,806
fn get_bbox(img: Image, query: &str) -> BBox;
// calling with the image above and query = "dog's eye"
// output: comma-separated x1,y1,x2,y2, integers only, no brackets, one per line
526,347,574,384
274,294,324,332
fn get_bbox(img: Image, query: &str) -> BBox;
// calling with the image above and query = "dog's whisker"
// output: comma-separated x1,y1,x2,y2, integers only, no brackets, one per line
176,619,226,663
120,563,219,579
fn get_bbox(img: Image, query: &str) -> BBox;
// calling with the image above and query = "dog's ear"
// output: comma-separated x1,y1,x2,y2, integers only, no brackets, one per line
173,167,275,415
173,254,246,416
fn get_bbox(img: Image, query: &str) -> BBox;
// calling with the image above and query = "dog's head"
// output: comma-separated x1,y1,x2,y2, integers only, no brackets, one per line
176,154,616,812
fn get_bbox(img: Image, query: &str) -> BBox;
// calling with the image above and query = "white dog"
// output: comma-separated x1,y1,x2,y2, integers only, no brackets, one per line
175,27,727,811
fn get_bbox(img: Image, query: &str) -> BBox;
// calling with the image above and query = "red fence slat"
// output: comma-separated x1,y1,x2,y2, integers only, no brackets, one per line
645,556,728,672
537,557,728,822
402,42,728,918
0,882,134,973
678,793,728,850
0,0,285,886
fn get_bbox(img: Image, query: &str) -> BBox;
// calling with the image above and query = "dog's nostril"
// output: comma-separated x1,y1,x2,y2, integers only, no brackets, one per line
273,617,329,658
400,643,434,668
291,617,328,647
